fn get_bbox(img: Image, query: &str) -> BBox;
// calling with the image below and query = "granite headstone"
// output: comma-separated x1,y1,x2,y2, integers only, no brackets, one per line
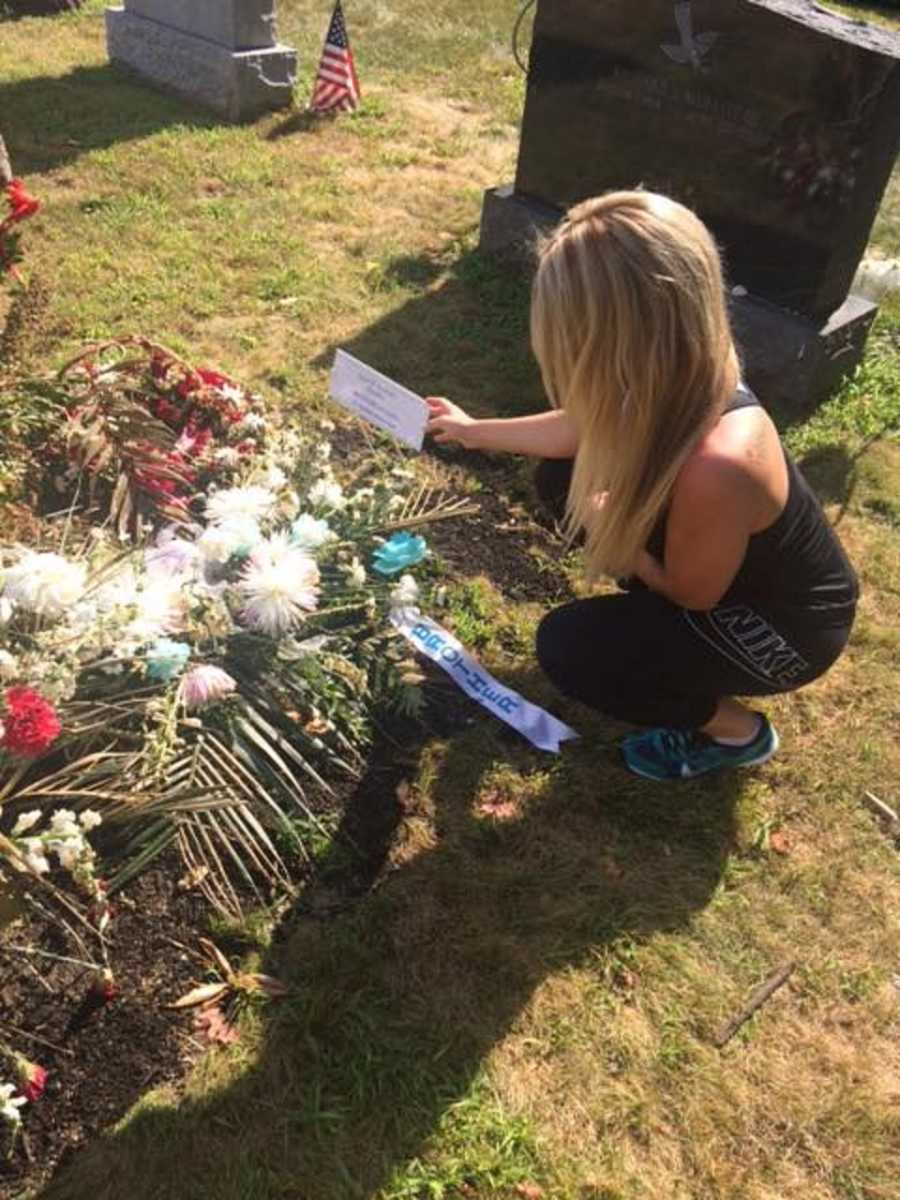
481,0,900,408
106,0,296,122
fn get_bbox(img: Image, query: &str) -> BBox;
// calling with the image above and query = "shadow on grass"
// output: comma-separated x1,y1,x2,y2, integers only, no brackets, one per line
40,666,744,1200
36,242,742,1199
265,109,329,141
0,64,220,175
312,247,539,420
796,431,900,526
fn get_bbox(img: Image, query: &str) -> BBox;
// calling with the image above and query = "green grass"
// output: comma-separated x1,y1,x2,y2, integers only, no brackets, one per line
821,1,900,27
1,3,899,1199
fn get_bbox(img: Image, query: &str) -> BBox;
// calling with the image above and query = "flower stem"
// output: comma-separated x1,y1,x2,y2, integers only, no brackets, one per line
0,944,105,972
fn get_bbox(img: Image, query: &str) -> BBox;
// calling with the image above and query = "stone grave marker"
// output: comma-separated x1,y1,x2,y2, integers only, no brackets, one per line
481,0,900,408
106,0,297,122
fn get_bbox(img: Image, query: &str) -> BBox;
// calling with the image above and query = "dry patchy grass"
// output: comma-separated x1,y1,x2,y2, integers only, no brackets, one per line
1,4,898,1200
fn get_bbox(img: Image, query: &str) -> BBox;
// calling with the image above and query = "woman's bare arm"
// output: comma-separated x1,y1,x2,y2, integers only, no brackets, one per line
426,398,578,458
633,454,756,610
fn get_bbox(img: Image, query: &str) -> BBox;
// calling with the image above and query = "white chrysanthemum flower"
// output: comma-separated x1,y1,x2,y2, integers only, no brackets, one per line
0,649,18,681
344,557,366,588
127,580,187,642
290,514,336,553
197,516,261,566
239,536,320,636
263,466,287,490
3,552,87,618
92,566,138,614
205,485,276,525
308,478,346,511
79,810,103,832
182,664,237,709
0,1083,27,1126
390,574,419,608
12,810,41,837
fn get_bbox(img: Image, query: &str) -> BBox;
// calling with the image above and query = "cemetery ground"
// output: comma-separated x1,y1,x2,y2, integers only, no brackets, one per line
1,1,899,1198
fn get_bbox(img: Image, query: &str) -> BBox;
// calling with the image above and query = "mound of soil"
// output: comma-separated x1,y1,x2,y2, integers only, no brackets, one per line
1,867,212,1193
0,439,571,1195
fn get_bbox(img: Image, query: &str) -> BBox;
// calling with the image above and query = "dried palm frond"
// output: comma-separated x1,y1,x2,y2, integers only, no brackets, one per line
98,731,300,920
381,481,478,531
168,936,288,1013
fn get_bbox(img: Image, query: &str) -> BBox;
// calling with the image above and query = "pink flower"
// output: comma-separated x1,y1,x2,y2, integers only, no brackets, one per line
182,665,237,710
145,531,199,579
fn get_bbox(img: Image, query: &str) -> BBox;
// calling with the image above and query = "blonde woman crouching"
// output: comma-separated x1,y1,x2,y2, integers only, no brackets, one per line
426,191,857,781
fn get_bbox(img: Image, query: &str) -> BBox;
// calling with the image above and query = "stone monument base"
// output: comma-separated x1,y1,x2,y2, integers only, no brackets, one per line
479,186,878,412
106,7,296,122
729,293,877,415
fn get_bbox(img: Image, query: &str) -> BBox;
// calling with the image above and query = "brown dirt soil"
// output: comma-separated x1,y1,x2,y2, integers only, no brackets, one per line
0,865,209,1193
0,441,571,1196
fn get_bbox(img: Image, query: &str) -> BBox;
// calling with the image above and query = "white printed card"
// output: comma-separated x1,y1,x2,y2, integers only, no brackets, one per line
329,349,429,451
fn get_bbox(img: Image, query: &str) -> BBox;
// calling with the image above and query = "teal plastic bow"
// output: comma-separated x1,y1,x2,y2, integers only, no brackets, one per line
371,532,427,577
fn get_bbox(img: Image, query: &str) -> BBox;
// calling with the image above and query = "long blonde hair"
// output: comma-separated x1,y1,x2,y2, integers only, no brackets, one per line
530,190,738,580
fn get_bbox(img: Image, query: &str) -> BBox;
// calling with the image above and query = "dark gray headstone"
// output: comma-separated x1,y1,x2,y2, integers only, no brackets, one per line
480,0,900,407
480,183,879,412
512,0,900,320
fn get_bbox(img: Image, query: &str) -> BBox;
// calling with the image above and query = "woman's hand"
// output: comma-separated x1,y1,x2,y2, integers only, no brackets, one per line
425,397,481,450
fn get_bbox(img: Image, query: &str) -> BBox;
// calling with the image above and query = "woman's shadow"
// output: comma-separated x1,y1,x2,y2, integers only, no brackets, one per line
41,674,744,1200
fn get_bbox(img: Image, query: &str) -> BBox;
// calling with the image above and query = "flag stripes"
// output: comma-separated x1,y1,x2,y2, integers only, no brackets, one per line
309,2,360,114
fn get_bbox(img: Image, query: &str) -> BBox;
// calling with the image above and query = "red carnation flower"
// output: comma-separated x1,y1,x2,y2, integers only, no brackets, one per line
197,368,229,390
176,373,202,400
4,179,40,226
2,687,62,758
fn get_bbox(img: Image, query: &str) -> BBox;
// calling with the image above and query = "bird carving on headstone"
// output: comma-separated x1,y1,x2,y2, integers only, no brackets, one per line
661,1,720,72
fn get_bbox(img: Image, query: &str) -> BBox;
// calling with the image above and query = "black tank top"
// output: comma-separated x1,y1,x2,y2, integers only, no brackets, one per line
647,384,858,627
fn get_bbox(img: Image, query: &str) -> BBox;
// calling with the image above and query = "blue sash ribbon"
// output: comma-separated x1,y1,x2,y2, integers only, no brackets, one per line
390,608,578,754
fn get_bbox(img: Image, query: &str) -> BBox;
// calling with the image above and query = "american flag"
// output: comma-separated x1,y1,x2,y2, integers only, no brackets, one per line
309,2,360,115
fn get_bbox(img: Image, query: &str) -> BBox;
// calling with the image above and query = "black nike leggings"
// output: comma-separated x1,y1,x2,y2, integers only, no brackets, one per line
533,459,852,729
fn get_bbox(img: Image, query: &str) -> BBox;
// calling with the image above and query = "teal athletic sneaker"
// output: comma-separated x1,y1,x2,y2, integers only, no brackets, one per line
621,715,779,781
